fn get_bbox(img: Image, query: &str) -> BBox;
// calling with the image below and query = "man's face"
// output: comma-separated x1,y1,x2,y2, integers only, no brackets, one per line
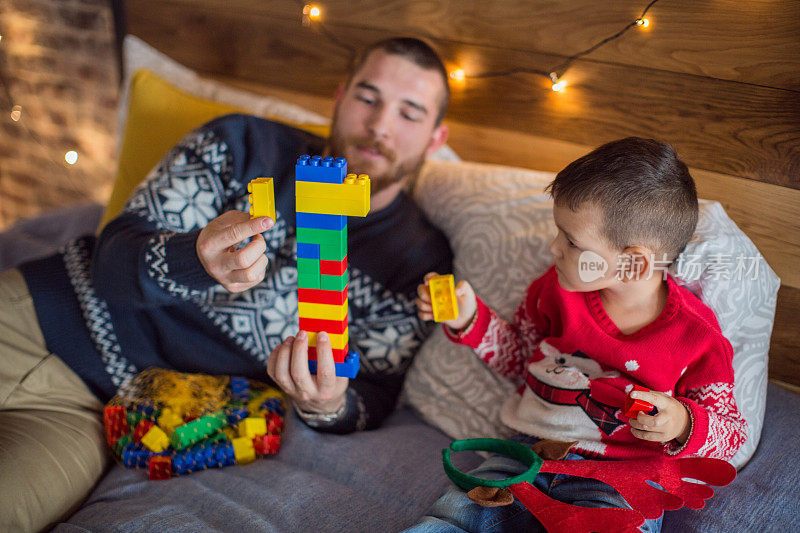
327,50,448,194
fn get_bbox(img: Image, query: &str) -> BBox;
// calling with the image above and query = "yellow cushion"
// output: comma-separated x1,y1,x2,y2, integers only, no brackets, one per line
99,69,330,230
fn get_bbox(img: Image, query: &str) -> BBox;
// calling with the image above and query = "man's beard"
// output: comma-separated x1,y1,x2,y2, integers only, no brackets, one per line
327,125,426,195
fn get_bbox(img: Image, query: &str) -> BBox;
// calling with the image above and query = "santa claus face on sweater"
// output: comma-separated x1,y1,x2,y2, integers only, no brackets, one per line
536,341,608,389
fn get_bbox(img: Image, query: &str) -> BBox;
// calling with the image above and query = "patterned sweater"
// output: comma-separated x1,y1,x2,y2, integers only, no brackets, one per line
446,266,747,460
20,114,452,433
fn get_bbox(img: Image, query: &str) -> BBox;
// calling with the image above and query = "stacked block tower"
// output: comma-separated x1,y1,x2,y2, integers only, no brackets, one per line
295,155,370,378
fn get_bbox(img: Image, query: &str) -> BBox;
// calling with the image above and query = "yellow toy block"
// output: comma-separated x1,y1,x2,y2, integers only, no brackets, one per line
232,436,256,465
295,174,370,217
429,274,459,322
141,425,170,452
157,408,184,435
238,417,267,438
223,426,238,440
308,328,349,350
248,177,276,220
298,300,348,321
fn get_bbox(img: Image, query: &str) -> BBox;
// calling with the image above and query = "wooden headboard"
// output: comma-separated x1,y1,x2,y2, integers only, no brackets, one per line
125,0,800,390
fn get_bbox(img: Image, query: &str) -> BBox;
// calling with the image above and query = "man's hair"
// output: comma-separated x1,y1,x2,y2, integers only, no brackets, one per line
545,137,698,261
347,37,450,125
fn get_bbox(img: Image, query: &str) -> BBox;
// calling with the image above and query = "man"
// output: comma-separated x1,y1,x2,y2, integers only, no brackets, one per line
0,37,452,531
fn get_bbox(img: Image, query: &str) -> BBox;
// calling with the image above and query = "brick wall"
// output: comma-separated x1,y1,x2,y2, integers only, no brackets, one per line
0,0,118,230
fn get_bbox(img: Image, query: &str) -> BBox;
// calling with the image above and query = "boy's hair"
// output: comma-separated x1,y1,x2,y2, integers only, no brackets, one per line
545,137,698,261
347,37,450,125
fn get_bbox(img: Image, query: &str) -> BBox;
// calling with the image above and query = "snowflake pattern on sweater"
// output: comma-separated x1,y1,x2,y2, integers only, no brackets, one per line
40,116,450,429
447,266,747,461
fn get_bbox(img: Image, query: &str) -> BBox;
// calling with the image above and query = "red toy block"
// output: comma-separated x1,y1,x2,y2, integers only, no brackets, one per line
148,455,172,480
183,414,198,423
133,420,156,444
103,405,130,446
299,316,348,334
265,413,284,434
308,346,348,363
624,385,656,419
253,434,281,455
320,256,347,276
298,287,347,306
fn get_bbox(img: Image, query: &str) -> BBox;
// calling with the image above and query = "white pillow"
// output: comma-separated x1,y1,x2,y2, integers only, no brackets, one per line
119,35,460,162
403,159,780,469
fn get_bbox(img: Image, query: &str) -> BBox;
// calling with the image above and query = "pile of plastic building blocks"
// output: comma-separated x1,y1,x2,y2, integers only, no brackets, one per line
102,368,286,480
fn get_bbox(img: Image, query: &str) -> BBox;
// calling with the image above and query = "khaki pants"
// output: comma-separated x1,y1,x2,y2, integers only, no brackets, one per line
0,269,109,532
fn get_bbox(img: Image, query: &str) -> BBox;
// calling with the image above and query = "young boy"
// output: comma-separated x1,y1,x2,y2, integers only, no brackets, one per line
410,138,747,532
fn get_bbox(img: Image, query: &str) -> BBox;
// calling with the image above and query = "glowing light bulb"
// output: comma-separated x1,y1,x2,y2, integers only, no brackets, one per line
636,18,650,28
10,105,22,121
303,4,321,20
449,69,465,81
65,150,78,165
549,72,565,92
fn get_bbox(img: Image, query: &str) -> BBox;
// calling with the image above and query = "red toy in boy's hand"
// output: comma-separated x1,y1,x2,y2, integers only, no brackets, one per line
624,385,656,419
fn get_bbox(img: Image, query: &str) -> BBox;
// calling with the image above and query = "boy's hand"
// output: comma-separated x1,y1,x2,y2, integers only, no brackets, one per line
196,210,274,293
628,390,691,444
415,272,478,331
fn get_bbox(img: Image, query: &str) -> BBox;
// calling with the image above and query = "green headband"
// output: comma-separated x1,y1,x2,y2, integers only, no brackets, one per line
442,438,543,491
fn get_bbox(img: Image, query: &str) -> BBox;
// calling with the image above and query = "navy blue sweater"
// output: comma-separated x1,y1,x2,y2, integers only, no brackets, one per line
20,115,452,433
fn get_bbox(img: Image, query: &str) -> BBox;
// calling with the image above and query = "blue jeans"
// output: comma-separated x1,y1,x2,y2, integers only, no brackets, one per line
403,436,662,533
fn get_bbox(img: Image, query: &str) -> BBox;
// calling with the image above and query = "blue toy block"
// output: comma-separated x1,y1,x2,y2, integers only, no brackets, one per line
260,397,286,417
297,242,320,259
307,350,360,379
296,155,347,184
230,377,250,401
226,407,248,426
296,212,347,231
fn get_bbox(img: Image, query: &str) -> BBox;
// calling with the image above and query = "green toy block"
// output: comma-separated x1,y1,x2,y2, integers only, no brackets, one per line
320,269,348,291
296,227,346,248
319,241,347,261
297,269,321,289
114,434,133,457
170,415,226,451
297,258,321,278
127,410,145,429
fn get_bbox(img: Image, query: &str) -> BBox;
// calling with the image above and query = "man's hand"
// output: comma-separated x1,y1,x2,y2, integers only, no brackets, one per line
415,272,478,331
196,210,273,293
628,390,691,444
267,330,348,414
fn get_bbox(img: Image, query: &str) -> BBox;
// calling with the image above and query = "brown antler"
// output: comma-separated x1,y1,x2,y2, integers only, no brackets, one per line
538,456,736,519
508,481,645,533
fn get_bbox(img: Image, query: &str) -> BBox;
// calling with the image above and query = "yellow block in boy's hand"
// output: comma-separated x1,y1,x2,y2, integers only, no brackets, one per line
429,274,458,322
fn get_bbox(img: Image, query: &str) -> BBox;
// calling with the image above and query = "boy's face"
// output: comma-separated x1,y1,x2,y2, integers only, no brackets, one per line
549,203,622,292
327,50,448,194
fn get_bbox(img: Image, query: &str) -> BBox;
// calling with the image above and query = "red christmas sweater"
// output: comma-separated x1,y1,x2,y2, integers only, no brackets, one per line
445,266,747,461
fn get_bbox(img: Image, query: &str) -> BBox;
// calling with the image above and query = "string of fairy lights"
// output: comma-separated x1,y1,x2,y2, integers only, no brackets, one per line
300,0,661,92
0,1,660,178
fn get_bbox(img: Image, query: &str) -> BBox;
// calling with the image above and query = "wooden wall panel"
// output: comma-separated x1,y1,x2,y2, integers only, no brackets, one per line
126,0,800,386
126,0,800,189
769,286,800,388
155,0,800,91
